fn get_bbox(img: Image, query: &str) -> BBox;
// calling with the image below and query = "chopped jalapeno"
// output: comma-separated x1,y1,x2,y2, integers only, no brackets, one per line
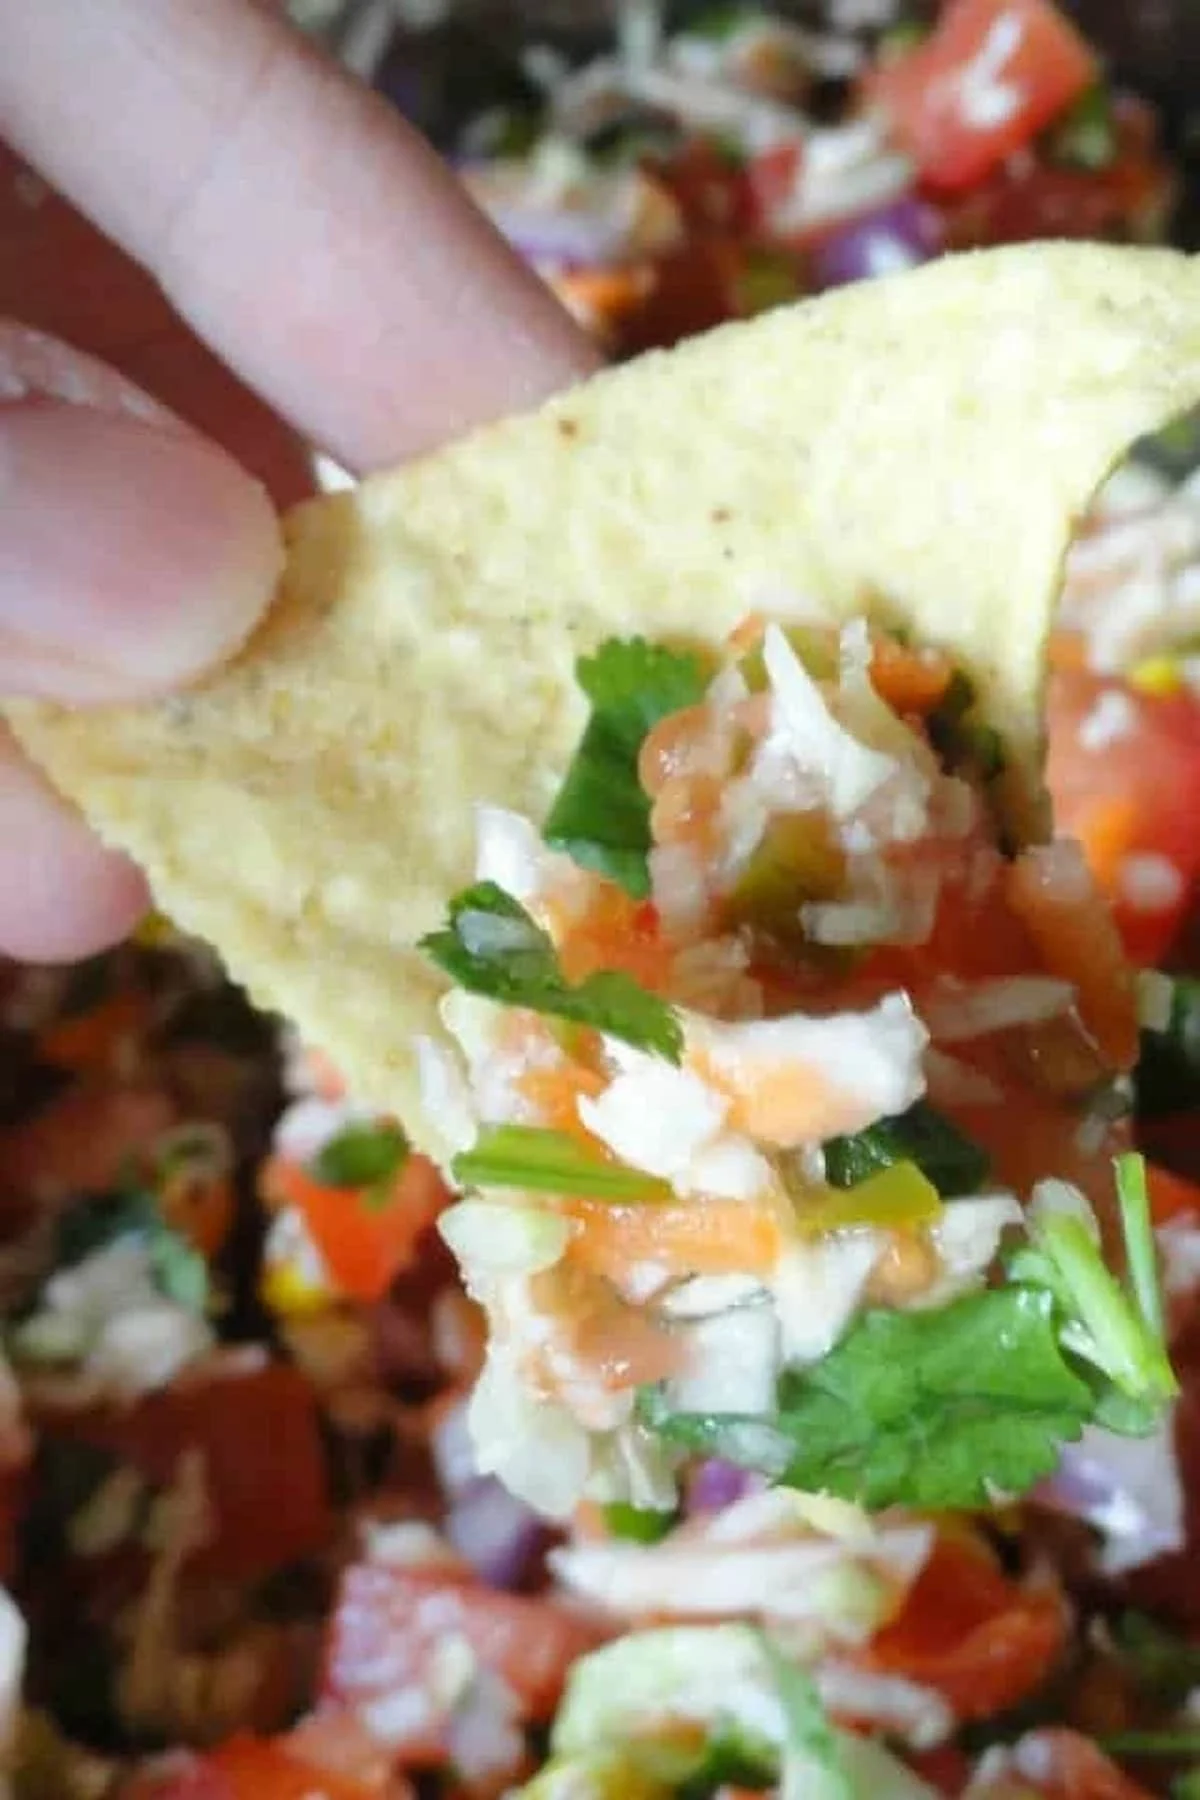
822,1100,990,1198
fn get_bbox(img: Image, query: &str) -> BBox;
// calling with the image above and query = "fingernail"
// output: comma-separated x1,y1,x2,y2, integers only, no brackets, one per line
0,397,283,702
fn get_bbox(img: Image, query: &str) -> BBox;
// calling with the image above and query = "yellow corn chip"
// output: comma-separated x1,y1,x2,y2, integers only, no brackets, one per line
10,244,1200,1139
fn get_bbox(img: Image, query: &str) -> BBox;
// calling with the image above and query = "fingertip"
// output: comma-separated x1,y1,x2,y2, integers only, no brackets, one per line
0,398,284,704
0,738,150,960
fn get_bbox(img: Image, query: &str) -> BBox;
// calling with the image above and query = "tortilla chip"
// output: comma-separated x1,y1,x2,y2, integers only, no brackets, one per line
10,244,1200,1141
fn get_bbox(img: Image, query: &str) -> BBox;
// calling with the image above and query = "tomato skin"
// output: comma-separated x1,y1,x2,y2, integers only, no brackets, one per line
0,1079,177,1212
1006,841,1139,1071
866,0,1096,195
1147,1163,1200,1225
942,107,1173,249
136,1736,389,1800
32,1359,332,1582
862,1533,1066,1719
1047,669,1200,968
322,1565,607,1758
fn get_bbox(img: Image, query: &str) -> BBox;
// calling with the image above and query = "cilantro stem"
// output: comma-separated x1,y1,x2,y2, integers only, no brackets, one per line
453,1124,672,1202
1100,1731,1200,1757
1036,1210,1174,1403
1115,1152,1164,1343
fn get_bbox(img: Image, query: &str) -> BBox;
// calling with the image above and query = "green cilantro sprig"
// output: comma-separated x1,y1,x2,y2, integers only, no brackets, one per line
642,1154,1177,1510
421,881,682,1062
542,639,712,898
452,1124,672,1202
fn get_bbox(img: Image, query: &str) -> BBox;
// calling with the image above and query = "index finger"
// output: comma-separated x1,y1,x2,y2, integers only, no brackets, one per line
0,0,598,472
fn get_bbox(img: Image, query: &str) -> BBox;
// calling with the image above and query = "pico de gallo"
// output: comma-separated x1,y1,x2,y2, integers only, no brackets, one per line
4,586,1200,1797
1052,459,1200,976
0,10,1197,1799
405,0,1179,356
368,0,1200,979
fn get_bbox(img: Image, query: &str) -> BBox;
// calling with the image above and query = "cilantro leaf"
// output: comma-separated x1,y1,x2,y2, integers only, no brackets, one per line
453,1125,673,1201
421,881,682,1062
313,1122,409,1189
641,1287,1095,1510
677,1727,776,1800
542,638,711,898
822,1100,990,1198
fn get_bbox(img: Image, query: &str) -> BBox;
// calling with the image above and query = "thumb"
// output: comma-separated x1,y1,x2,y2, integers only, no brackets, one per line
0,321,283,703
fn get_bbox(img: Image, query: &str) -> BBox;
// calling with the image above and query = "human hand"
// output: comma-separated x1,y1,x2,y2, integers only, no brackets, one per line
0,0,597,963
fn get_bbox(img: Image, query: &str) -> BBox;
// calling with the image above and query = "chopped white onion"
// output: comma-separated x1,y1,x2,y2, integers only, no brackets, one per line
578,1062,728,1181
669,1302,780,1418
770,1233,884,1367
439,1200,571,1280
757,624,897,820
685,993,927,1146
817,1662,952,1749
921,976,1075,1042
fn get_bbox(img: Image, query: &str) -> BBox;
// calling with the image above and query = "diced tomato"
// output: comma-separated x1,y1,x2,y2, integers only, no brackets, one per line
32,1358,332,1582
1007,840,1139,1071
943,107,1174,249
652,141,757,237
532,1260,682,1393
862,1532,1066,1718
906,1746,972,1796
968,1729,1153,1799
0,1079,177,1209
138,1735,390,1800
552,264,656,346
619,239,746,354
1048,668,1200,968
123,1755,232,1800
555,878,668,992
1147,1163,1200,1225
38,990,149,1072
869,637,954,716
563,1196,782,1282
323,1565,607,1760
746,141,803,227
866,0,1096,195
262,1152,450,1304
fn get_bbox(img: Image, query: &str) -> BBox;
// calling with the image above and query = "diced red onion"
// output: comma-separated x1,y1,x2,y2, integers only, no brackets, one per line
685,1457,761,1515
431,1395,479,1497
446,1476,551,1589
1033,1416,1184,1575
810,196,943,293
